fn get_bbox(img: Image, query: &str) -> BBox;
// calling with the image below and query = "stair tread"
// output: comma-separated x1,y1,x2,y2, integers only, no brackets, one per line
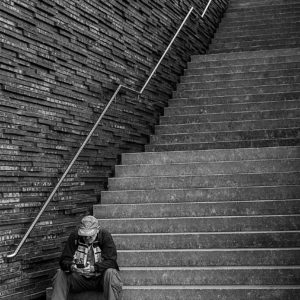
123,285,300,289
191,48,300,61
121,265,300,270
119,247,300,252
113,230,300,236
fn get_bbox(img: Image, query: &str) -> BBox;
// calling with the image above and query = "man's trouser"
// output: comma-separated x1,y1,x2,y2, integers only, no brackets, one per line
51,268,123,300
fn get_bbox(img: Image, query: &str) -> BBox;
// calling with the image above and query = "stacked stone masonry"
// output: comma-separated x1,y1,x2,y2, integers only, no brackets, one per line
0,0,228,299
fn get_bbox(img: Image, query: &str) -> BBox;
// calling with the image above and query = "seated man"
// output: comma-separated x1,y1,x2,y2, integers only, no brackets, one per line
51,215,123,300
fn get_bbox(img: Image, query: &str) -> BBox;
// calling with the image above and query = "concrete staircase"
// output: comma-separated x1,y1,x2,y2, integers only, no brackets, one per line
94,0,300,299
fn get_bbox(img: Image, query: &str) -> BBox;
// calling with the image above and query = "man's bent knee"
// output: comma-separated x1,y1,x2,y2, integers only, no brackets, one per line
51,269,69,300
103,269,123,300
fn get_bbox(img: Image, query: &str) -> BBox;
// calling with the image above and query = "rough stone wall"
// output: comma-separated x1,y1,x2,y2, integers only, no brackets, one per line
0,0,228,299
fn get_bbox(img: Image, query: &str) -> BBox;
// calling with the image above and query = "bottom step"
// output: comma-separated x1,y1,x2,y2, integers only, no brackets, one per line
46,285,300,300
122,286,300,300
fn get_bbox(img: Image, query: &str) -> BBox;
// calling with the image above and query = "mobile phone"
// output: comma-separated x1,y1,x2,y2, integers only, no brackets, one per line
76,263,85,268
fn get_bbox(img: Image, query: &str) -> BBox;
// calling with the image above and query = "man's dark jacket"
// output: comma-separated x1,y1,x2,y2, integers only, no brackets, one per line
59,228,119,277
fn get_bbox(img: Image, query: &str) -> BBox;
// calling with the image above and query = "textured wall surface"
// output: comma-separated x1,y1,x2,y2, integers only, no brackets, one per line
0,0,228,299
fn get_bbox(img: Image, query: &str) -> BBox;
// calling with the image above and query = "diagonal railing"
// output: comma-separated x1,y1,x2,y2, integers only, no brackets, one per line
7,0,214,259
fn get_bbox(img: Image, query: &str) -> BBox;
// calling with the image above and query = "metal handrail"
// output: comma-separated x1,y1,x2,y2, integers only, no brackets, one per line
7,1,213,259
202,0,213,17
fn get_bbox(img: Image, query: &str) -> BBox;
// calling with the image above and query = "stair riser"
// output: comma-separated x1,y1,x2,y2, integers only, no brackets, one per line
95,200,300,219
113,232,300,250
224,6,300,16
115,160,300,178
185,64,300,78
99,216,300,234
217,15,300,27
190,48,300,62
156,119,300,134
210,43,300,54
228,0,299,9
121,147,300,165
177,77,299,92
169,92,300,107
216,28,300,41
217,24,300,38
160,110,300,125
211,34,300,48
214,25,300,38
181,69,300,83
164,100,300,116
101,186,300,204
146,139,300,152
211,38,300,49
150,129,300,145
173,84,300,98
122,289,300,300
108,172,299,190
121,268,300,285
118,250,300,267
188,57,300,69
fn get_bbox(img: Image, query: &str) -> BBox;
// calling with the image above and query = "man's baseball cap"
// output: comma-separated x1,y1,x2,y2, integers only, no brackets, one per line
78,215,99,236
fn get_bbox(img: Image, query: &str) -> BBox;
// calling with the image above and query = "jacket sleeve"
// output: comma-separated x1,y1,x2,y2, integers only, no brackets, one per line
59,232,77,272
94,230,119,275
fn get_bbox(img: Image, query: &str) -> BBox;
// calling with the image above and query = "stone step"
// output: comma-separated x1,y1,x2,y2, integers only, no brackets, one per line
188,54,300,68
149,128,300,146
121,146,300,165
169,92,300,107
108,172,299,191
214,24,300,39
190,47,300,62
224,3,299,13
101,186,300,204
220,12,300,25
159,109,300,125
180,68,300,84
209,41,300,54
118,248,300,267
156,119,300,135
120,266,300,285
173,84,300,98
114,159,300,177
164,100,300,116
217,15,299,27
217,15,299,29
227,0,299,9
176,76,299,91
94,200,300,219
225,4,300,14
121,285,300,300
211,31,300,46
217,19,299,34
185,62,300,76
46,285,300,300
211,35,300,49
113,231,300,250
145,138,300,152
99,215,300,234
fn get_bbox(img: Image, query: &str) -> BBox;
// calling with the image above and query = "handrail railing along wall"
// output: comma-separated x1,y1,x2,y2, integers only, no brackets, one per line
7,1,214,259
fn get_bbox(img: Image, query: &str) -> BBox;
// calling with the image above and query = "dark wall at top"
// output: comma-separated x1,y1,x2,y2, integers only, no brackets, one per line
0,0,228,299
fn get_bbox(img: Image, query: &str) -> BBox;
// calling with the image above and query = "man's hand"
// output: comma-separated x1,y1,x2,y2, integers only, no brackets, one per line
83,264,95,274
70,264,84,274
